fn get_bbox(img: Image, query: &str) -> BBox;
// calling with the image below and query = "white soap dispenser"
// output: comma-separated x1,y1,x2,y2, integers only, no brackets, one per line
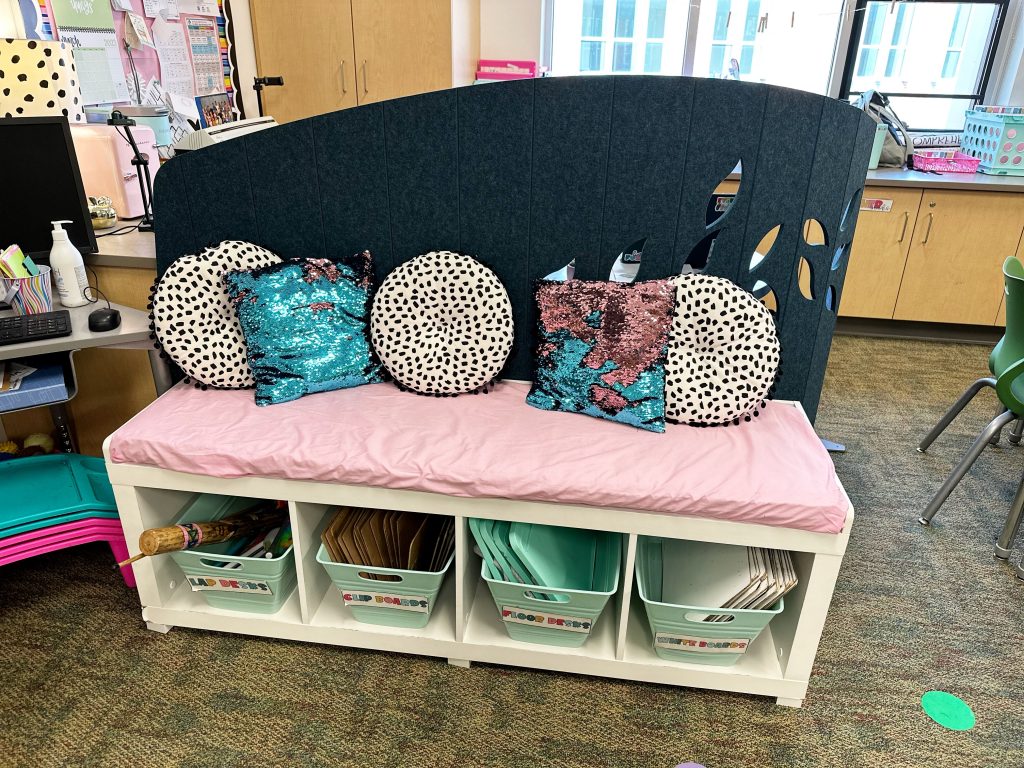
49,220,90,307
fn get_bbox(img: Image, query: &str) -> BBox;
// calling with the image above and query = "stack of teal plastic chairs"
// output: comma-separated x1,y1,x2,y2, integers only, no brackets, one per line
0,454,134,586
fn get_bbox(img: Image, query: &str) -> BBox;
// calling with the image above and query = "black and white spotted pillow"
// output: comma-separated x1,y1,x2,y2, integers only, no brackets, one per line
370,251,514,396
665,274,780,426
151,240,281,388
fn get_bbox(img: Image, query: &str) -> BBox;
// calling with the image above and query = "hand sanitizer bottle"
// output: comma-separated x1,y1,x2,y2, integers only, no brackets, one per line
49,220,89,307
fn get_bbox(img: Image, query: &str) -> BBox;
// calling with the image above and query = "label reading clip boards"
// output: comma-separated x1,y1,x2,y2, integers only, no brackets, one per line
343,591,429,613
187,576,273,594
501,606,592,634
655,633,750,653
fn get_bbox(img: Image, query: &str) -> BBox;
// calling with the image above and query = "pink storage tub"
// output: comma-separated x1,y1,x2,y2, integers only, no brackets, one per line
912,151,980,174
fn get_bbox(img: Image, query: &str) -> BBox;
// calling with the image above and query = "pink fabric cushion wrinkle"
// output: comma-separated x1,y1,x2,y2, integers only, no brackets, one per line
108,381,850,534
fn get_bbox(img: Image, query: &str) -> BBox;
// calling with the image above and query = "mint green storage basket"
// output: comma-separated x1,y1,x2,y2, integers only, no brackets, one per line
481,531,620,648
169,495,296,615
316,543,453,629
636,538,782,667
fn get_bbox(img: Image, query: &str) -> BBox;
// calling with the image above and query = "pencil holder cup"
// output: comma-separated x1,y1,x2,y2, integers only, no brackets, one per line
1,266,54,315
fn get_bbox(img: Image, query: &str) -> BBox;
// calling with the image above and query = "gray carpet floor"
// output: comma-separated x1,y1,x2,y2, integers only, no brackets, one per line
1,336,1023,768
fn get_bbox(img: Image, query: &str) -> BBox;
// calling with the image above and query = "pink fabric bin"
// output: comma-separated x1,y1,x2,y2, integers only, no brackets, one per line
0,518,136,587
108,381,850,534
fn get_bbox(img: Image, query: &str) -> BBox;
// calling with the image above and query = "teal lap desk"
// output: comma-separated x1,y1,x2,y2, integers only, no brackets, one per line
1,454,118,538
169,494,297,615
316,543,453,629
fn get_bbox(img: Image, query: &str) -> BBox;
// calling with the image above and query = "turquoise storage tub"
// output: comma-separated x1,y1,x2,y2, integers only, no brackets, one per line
316,542,452,628
636,537,783,666
169,494,296,615
481,531,620,648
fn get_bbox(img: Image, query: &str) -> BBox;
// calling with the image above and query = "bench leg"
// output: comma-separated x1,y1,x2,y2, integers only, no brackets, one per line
447,658,471,669
146,621,173,634
776,697,803,708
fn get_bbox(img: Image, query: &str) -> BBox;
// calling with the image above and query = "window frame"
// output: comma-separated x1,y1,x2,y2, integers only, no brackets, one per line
836,0,1009,131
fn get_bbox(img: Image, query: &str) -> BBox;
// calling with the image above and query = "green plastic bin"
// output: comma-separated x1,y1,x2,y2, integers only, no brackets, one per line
481,531,620,648
169,494,296,615
316,543,453,628
636,537,783,666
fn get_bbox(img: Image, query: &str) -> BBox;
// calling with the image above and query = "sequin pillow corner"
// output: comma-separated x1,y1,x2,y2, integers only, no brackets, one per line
527,279,676,432
224,252,385,406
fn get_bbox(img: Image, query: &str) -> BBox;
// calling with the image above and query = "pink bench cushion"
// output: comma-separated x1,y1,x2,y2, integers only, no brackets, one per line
108,381,849,533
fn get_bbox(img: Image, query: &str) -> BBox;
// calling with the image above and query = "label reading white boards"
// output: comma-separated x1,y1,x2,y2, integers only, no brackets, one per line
501,606,592,634
655,633,750,653
343,591,429,613
860,198,893,212
187,576,273,594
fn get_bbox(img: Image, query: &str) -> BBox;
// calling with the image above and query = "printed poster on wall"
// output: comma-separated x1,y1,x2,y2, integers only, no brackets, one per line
177,0,218,15
185,16,222,96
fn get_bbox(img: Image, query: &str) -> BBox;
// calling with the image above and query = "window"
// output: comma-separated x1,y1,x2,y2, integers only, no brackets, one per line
548,0,1009,127
840,1,1007,131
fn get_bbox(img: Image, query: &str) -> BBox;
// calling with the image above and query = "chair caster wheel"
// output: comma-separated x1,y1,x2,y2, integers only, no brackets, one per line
916,447,925,453
918,517,931,527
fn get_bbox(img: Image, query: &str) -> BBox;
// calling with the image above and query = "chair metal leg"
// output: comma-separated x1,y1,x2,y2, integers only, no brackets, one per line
918,377,996,453
918,410,1017,526
995,472,1024,560
1010,419,1024,446
990,403,1009,446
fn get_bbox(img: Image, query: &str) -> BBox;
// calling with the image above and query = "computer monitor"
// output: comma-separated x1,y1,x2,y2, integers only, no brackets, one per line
0,116,97,259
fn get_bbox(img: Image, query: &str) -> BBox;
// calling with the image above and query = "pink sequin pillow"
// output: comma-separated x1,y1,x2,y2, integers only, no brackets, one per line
526,279,676,432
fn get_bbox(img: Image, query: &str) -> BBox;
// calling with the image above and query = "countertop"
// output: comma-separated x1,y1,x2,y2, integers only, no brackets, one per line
87,228,157,270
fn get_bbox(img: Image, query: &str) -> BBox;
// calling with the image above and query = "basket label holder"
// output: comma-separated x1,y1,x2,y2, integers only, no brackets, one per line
501,605,592,634
343,591,429,612
187,576,274,595
655,632,750,653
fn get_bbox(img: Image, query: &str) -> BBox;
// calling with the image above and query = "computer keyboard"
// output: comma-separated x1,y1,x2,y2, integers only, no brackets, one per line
0,310,72,346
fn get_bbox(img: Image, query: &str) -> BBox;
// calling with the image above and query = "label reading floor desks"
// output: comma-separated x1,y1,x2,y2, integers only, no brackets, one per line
501,606,592,633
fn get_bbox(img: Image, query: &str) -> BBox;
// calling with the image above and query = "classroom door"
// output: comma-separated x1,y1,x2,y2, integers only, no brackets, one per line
350,0,453,105
249,0,358,123
894,190,1024,325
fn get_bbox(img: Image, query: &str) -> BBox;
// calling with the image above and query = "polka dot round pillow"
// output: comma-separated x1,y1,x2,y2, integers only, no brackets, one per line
665,274,780,426
370,251,514,395
151,240,281,388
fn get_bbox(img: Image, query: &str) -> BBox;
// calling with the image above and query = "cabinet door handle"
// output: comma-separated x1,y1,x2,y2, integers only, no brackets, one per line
341,60,348,95
921,212,934,245
362,59,368,96
897,211,909,243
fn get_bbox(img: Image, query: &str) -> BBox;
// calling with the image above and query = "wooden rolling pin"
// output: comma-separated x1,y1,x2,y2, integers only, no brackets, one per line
118,502,287,568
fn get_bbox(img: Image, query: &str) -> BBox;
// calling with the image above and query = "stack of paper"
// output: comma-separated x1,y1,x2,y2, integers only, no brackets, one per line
0,363,38,394
661,540,798,620
0,245,39,279
321,507,454,573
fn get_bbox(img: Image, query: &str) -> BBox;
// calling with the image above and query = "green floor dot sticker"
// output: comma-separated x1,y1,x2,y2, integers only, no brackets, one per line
921,690,976,731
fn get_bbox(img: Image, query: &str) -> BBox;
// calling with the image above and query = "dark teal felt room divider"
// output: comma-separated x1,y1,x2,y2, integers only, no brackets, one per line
153,75,874,422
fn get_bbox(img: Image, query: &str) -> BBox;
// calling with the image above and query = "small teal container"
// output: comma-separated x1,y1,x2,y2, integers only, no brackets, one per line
169,495,296,615
636,537,783,667
316,543,453,629
481,531,620,648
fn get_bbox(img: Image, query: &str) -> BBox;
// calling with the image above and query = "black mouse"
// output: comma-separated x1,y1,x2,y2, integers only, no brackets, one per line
88,307,121,332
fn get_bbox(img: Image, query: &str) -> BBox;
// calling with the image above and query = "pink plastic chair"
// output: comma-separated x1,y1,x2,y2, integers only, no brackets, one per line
0,518,136,588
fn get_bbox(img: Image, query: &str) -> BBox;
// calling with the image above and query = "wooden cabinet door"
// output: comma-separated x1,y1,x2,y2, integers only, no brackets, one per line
839,187,922,319
894,190,1024,325
250,0,358,123
351,0,453,104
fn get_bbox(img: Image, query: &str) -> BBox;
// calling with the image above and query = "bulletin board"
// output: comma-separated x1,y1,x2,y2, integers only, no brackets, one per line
18,0,239,145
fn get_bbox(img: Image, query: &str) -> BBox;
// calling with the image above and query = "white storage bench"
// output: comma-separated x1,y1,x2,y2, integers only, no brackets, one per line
104,381,853,708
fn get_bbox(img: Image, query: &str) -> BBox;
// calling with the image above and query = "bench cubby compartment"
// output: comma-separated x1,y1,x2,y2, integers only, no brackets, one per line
106,455,851,708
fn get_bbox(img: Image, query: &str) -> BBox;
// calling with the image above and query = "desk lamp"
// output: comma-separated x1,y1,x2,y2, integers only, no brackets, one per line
106,110,155,232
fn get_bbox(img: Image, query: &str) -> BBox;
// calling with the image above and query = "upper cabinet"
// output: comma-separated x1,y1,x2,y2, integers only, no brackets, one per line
250,0,480,122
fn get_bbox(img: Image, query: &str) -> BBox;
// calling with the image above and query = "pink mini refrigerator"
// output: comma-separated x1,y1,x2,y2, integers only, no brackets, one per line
70,124,159,220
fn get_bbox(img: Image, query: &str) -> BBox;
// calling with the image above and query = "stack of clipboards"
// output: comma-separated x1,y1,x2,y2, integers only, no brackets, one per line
320,507,455,573
659,540,798,620
469,518,602,596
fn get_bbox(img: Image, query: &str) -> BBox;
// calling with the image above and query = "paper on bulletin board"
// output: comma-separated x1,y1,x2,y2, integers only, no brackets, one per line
50,0,116,30
151,16,195,103
185,16,222,96
124,12,155,49
110,0,134,11
177,0,218,15
144,0,179,20
61,29,131,105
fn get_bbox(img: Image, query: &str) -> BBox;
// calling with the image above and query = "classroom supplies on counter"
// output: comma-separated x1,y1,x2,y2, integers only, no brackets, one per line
317,507,454,627
636,538,797,666
472,520,621,647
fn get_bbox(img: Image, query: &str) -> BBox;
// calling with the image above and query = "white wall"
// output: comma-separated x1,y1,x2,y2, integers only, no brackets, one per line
0,0,25,37
480,0,543,61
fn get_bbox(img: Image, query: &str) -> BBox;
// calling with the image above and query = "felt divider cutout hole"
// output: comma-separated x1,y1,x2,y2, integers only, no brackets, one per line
749,225,782,272
831,244,847,271
705,160,741,228
825,285,837,312
803,218,827,246
840,189,862,232
686,230,720,271
758,284,778,313
797,257,814,300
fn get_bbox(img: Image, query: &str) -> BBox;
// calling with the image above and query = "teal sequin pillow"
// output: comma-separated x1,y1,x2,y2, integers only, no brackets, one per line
527,279,676,432
224,253,385,406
